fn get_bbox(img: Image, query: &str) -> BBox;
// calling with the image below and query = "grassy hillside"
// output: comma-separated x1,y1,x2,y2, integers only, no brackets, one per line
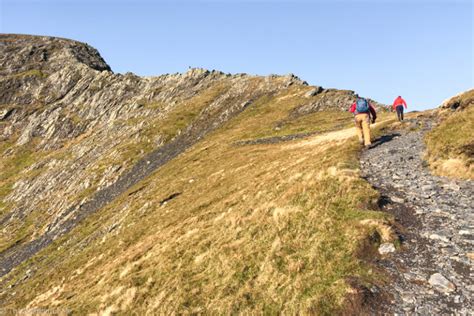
0,77,235,254
0,85,396,314
425,89,474,179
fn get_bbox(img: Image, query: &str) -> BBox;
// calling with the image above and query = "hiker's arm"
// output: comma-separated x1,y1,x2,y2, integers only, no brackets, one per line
349,103,356,113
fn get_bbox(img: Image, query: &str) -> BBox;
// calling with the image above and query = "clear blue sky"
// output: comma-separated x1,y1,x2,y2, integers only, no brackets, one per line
1,0,472,110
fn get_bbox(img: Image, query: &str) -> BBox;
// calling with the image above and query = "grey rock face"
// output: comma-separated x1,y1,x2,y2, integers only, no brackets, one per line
0,34,111,76
304,86,323,97
361,117,473,314
294,88,389,114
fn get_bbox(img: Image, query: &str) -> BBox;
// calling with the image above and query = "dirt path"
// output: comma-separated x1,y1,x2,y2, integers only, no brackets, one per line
361,118,473,315
285,120,390,148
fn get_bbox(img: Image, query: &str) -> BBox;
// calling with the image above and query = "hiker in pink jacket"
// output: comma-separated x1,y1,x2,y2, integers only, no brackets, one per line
392,96,407,121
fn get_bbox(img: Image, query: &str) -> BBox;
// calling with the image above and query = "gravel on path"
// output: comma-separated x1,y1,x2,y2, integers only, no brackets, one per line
361,118,473,315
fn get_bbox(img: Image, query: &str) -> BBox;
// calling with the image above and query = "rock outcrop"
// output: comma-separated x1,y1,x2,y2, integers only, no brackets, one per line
294,88,386,115
440,88,474,111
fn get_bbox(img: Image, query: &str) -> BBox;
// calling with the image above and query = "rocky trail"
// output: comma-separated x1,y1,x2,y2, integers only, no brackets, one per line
361,117,473,315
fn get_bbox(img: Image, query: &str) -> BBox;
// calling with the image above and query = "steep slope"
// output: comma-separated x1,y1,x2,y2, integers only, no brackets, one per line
0,34,393,313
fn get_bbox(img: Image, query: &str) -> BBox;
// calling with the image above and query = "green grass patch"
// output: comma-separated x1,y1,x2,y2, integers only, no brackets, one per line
10,69,48,79
0,140,38,210
103,81,231,168
224,87,356,142
0,138,73,251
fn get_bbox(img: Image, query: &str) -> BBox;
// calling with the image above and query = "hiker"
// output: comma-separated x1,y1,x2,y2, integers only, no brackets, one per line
349,97,377,147
392,95,407,121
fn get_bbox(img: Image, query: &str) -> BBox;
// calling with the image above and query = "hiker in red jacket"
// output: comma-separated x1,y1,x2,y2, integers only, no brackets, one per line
349,98,377,147
392,96,407,121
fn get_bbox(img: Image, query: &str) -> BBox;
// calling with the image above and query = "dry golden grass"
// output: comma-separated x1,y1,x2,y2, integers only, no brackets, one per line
0,87,393,314
425,104,474,179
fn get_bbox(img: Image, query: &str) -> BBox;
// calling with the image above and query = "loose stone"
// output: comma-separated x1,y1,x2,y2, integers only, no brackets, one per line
378,243,396,255
391,196,405,204
428,273,456,293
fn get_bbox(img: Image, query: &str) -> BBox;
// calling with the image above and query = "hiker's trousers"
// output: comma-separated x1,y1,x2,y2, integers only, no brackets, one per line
396,105,404,121
354,113,371,146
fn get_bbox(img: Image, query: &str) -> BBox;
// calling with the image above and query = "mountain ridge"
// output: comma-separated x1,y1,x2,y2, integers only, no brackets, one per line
0,34,397,313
